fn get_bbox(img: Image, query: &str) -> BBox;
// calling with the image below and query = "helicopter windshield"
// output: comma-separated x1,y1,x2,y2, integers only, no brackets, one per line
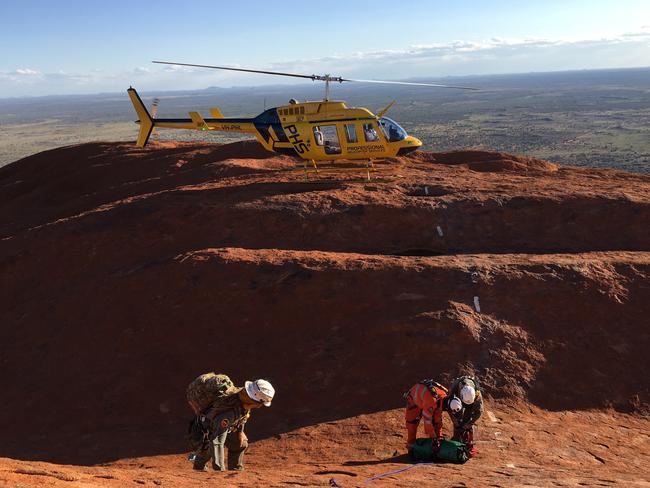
378,117,407,142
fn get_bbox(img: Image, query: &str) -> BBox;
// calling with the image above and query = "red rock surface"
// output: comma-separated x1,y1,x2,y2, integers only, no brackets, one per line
1,141,649,487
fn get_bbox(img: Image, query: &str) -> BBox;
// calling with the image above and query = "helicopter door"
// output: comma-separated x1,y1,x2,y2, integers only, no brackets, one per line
312,125,341,155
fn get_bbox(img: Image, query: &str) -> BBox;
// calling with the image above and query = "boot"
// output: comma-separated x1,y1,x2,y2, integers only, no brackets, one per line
228,448,246,471
192,453,209,472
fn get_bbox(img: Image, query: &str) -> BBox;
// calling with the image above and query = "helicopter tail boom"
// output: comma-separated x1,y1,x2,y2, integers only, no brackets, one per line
127,87,155,147
128,87,262,147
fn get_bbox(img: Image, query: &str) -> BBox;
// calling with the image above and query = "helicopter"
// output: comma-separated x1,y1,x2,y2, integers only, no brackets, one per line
128,61,476,169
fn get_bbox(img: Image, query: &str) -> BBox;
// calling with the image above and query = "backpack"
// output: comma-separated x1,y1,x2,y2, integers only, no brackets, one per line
187,373,236,415
411,438,469,464
419,379,448,400
187,416,209,451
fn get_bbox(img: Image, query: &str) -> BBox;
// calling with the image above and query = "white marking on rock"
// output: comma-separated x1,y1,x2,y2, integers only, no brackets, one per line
436,225,444,237
425,186,429,195
474,296,481,313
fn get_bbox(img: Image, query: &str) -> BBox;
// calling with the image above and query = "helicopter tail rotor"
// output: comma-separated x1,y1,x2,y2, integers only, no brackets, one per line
150,97,160,118
150,97,160,141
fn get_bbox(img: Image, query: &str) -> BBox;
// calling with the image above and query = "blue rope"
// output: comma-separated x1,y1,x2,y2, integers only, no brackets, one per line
363,462,436,484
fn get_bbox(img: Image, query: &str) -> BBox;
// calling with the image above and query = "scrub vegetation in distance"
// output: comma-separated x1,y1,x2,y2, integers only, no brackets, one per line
1,67,649,172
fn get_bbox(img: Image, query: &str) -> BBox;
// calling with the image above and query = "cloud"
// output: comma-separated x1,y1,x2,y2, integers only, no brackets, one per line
1,29,649,97
282,30,650,69
259,30,650,81
14,68,40,76
161,64,196,73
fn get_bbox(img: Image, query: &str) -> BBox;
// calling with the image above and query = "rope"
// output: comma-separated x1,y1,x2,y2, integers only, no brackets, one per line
363,462,436,484
329,462,437,486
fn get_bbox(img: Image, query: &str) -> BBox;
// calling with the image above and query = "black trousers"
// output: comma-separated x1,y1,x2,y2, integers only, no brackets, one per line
449,410,475,443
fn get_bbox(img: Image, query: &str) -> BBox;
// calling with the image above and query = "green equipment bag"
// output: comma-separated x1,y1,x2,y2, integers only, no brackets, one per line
411,438,469,464
186,372,236,415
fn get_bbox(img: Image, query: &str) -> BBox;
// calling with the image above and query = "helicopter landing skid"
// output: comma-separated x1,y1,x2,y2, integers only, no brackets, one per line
302,159,378,181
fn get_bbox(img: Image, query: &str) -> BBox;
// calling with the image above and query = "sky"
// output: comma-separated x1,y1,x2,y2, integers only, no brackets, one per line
0,0,649,97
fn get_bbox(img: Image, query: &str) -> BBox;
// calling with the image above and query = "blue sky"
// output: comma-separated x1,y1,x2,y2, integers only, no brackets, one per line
1,0,649,96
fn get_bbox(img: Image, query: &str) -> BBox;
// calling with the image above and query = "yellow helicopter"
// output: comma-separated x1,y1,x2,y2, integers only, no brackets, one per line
128,61,476,172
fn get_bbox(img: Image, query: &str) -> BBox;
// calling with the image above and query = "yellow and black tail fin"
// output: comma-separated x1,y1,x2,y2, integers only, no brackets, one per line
127,87,155,147
188,111,207,129
209,107,224,118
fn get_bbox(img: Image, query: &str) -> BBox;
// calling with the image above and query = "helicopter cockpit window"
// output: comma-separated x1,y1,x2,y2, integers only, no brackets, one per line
314,125,341,154
378,117,407,142
363,123,379,142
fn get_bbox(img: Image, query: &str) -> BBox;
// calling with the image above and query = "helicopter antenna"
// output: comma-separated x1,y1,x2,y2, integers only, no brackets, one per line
152,60,477,100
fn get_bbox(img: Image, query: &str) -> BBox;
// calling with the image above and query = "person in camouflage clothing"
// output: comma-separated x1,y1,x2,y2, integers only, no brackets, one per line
446,375,482,456
192,379,275,472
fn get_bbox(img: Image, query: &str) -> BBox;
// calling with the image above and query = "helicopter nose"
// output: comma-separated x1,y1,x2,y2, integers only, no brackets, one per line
406,135,422,147
397,135,422,155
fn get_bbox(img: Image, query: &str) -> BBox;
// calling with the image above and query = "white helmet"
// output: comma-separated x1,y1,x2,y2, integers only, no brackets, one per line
449,396,463,413
245,379,275,407
460,385,476,404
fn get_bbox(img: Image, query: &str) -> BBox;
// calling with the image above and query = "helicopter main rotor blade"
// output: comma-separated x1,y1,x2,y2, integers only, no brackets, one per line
152,60,477,90
342,78,478,90
152,60,326,81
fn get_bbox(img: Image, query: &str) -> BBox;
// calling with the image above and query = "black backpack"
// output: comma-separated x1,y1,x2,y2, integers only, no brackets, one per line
419,379,448,399
187,416,209,451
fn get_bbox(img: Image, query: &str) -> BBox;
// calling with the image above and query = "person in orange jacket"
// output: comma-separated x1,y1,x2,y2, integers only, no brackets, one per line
404,379,462,452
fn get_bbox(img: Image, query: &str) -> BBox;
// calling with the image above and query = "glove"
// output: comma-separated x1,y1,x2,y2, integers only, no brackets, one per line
238,431,248,449
431,437,442,452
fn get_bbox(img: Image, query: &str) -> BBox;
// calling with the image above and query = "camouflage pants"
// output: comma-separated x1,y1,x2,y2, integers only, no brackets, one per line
193,411,248,471
449,411,476,445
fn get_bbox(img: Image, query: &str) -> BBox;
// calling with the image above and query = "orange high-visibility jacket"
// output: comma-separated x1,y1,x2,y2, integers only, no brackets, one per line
405,382,447,441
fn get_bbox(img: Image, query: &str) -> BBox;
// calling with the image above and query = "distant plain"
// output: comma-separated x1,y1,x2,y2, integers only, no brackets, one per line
1,67,649,172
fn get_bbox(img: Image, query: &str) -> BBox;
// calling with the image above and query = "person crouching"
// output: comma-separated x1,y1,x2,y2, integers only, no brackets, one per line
404,379,460,454
193,379,275,472
447,375,482,457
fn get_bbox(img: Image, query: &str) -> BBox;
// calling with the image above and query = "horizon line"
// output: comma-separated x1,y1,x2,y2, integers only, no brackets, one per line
1,65,649,102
